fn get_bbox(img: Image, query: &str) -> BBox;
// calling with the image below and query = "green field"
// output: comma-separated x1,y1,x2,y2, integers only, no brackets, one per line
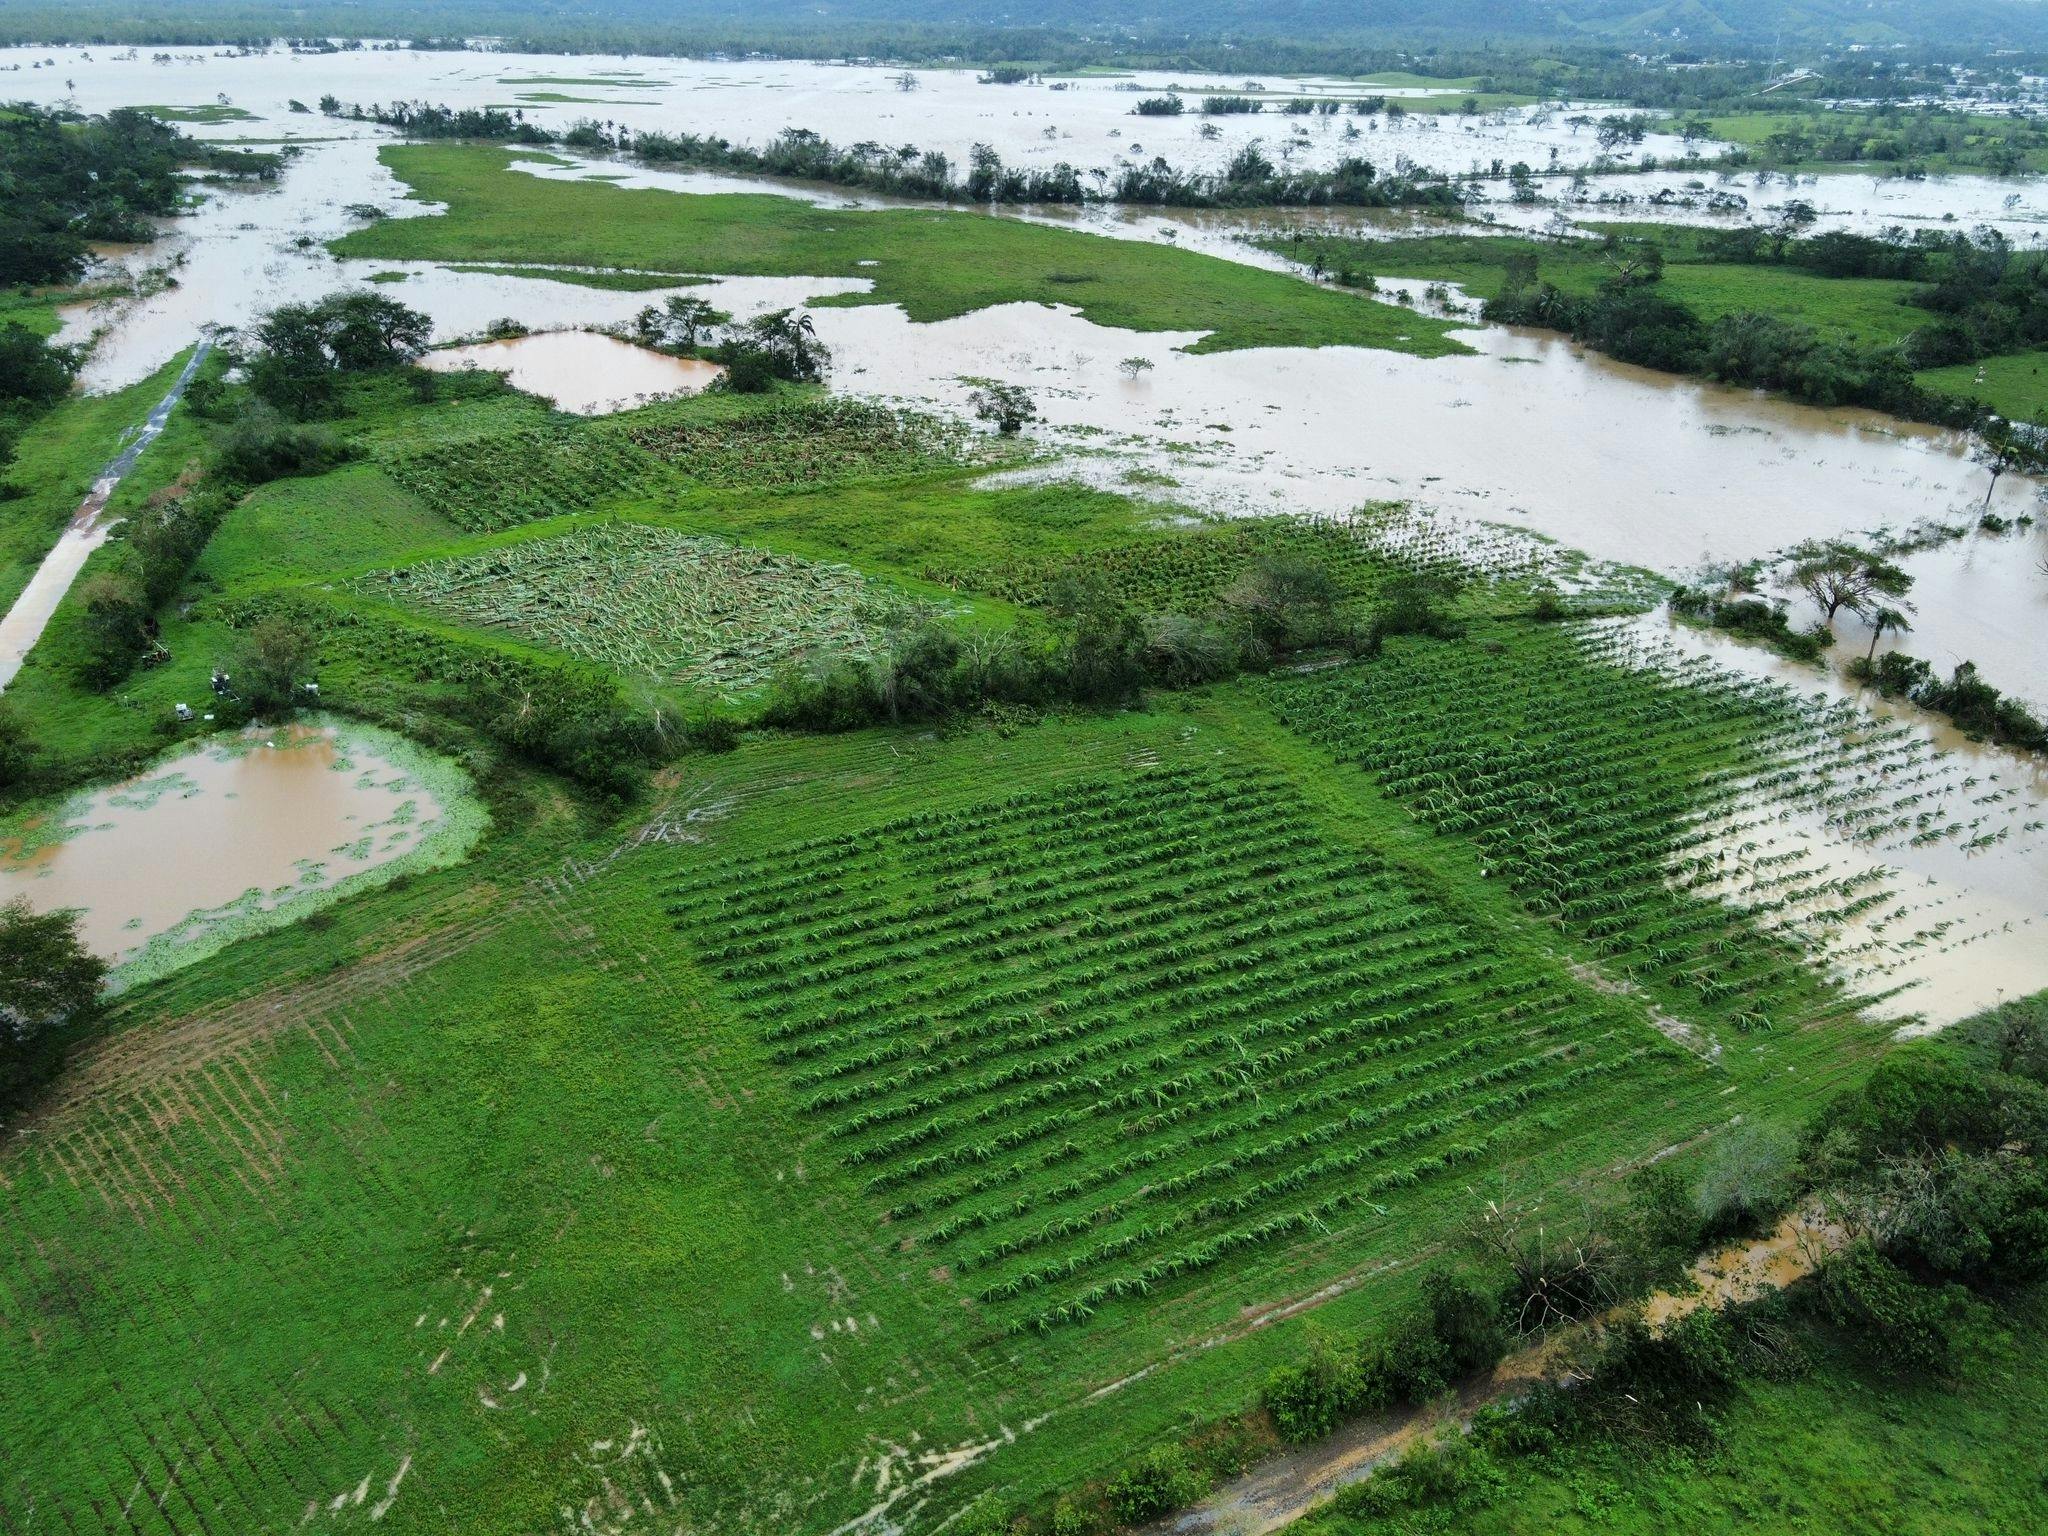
1,639,1912,1534
1700,108,2048,175
12,321,2002,1534
330,144,1468,356
1289,227,1923,350
1266,224,2048,419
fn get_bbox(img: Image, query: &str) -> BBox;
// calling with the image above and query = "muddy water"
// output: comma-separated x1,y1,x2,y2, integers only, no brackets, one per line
1613,614,2048,1026
0,721,474,974
421,330,724,413
814,296,2038,558
0,45,1688,182
1779,521,2048,711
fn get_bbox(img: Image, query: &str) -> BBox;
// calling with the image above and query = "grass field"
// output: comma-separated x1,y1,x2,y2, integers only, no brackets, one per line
1700,108,2048,175
0,647,1908,1534
330,144,1469,357
1265,225,2048,417
1281,228,1924,351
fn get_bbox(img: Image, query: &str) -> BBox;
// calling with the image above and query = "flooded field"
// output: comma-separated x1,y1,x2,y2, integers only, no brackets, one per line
421,329,724,412
0,44,1692,180
0,719,482,984
1615,614,2048,1025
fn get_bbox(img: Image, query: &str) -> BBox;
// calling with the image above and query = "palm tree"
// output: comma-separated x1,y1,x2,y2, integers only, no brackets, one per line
1865,605,1912,661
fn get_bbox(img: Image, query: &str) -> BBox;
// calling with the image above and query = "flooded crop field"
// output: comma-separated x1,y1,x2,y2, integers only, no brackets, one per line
6,24,2048,1536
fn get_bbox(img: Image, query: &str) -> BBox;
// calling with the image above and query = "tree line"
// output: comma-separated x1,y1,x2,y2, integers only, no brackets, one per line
323,99,1465,211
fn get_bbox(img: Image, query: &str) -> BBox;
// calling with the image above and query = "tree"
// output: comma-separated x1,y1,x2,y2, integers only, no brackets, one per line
0,323,79,407
1789,540,1914,624
1865,604,1912,661
76,567,152,685
663,295,721,351
968,380,1035,434
245,291,432,415
229,616,316,717
1970,417,2048,507
0,898,107,1101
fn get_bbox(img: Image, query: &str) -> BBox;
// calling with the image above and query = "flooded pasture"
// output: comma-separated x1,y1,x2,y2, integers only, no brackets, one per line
0,719,481,983
421,329,724,413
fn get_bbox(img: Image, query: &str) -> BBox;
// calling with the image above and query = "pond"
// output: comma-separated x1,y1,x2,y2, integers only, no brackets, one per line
0,718,483,988
419,329,725,413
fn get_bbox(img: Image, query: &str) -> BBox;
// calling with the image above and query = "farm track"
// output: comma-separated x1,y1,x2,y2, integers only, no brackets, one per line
1149,1209,1847,1536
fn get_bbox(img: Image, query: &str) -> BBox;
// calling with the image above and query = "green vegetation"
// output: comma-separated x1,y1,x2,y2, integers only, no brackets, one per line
331,144,1468,357
1264,222,2048,422
137,102,261,124
358,523,900,694
1295,1001,2048,1536
445,261,691,290
1700,106,2048,174
0,350,211,615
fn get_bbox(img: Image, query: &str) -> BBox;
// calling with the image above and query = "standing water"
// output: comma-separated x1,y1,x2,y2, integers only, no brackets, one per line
0,719,483,987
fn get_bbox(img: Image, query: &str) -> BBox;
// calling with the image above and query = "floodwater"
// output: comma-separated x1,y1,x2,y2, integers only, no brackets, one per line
420,330,724,413
0,44,1693,181
0,721,467,970
1471,166,2048,243
1612,614,2048,1027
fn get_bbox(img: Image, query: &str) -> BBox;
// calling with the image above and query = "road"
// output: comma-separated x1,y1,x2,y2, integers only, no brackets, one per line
0,339,212,693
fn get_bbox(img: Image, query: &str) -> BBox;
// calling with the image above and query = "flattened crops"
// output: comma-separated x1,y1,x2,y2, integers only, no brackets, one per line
356,523,896,692
668,764,1679,1335
377,396,968,533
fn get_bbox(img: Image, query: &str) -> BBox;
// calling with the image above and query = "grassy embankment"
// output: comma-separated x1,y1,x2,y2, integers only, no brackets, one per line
331,143,1469,357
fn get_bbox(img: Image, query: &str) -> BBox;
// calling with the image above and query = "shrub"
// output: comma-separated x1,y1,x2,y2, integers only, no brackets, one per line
1105,1444,1211,1524
1812,1241,1975,1375
213,403,351,485
1263,1328,1360,1442
1693,1124,1798,1237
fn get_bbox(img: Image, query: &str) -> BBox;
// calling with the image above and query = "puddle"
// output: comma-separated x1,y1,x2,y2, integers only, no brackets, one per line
0,718,482,986
420,330,724,413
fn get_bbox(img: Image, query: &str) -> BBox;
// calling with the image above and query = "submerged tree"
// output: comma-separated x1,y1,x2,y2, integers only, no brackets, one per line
1970,417,2048,508
1788,540,1914,625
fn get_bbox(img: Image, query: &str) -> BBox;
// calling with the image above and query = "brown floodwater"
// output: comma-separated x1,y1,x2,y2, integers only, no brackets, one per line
1613,614,2048,1027
0,722,462,969
420,330,724,413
